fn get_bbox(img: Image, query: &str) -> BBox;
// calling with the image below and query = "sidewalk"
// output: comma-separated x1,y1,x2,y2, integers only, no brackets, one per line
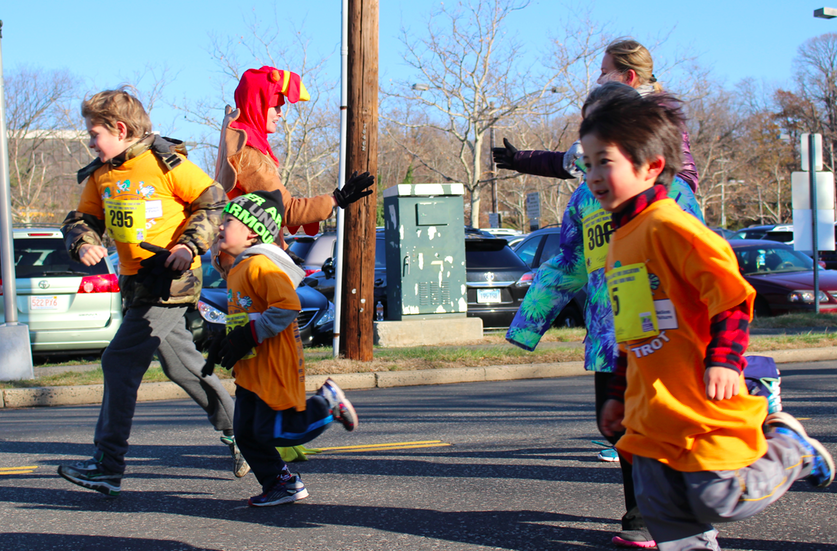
4,342,837,409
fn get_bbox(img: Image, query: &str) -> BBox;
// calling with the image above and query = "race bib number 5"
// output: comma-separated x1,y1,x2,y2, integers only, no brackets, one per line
104,199,145,243
582,209,614,273
605,263,658,342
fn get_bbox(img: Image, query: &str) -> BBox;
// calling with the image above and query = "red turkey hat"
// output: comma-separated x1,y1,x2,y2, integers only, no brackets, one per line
230,66,310,164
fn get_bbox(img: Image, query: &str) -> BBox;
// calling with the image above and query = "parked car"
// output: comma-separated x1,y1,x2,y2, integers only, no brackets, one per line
512,226,562,270
816,222,837,270
482,228,522,238
710,227,736,240
733,224,794,243
730,239,837,316
1,226,122,355
510,226,586,327
290,232,337,276
303,230,387,314
185,253,335,350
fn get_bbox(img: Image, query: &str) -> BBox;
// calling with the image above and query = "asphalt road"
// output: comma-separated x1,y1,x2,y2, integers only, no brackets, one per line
0,361,835,551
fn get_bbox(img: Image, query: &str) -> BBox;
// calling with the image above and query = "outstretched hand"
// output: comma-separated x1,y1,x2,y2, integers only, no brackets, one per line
492,138,518,171
333,171,375,208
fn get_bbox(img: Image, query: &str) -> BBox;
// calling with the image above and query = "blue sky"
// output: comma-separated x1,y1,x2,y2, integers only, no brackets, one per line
1,0,834,141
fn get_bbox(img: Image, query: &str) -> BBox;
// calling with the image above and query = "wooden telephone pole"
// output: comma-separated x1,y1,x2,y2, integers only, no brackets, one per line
340,0,378,360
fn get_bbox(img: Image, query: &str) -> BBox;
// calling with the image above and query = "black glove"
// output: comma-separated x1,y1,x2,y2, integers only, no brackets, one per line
219,322,259,370
201,333,224,377
136,242,185,301
333,171,374,208
492,138,519,171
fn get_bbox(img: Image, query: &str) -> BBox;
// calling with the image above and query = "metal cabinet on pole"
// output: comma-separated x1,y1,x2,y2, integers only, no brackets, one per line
383,183,467,320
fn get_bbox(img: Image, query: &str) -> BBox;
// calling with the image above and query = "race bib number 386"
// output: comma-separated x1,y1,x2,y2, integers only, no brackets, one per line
104,199,145,243
582,209,614,273
606,263,658,342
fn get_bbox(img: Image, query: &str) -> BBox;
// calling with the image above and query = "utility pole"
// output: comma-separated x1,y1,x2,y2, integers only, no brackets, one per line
340,0,378,360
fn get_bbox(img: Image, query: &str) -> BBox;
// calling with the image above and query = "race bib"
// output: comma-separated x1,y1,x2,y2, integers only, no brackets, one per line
582,208,614,273
606,263,658,342
104,199,145,243
226,312,257,360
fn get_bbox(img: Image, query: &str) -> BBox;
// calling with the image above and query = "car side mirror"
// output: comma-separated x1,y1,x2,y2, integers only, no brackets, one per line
323,257,336,279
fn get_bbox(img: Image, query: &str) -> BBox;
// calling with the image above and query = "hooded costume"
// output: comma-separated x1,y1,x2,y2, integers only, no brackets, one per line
215,66,332,241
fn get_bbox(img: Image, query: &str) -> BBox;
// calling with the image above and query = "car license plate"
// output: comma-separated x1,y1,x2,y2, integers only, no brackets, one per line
477,288,502,304
31,296,58,310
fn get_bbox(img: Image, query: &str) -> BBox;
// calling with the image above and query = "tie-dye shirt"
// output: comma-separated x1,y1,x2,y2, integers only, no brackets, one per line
505,177,704,372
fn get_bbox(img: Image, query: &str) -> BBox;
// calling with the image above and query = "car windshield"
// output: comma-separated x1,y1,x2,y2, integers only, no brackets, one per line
201,261,227,289
12,237,108,278
734,246,815,275
465,238,527,269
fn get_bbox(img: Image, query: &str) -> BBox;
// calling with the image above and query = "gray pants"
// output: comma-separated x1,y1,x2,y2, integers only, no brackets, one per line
633,431,811,551
94,305,235,474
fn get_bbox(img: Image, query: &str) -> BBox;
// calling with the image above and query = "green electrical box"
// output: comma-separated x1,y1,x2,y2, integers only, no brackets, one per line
383,183,467,320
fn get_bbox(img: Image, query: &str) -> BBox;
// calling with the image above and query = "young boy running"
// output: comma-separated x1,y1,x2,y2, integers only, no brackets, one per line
588,93,834,550
202,190,357,506
58,89,242,496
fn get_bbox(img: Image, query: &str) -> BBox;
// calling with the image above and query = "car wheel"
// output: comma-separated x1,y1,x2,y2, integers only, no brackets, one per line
753,296,772,318
554,304,584,328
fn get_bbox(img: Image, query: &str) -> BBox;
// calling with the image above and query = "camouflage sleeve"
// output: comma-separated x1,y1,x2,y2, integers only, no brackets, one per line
176,181,226,258
506,191,589,351
61,211,105,262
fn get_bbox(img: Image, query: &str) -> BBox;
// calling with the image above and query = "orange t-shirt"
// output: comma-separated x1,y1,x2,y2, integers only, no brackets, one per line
226,254,306,412
607,199,766,472
76,150,214,275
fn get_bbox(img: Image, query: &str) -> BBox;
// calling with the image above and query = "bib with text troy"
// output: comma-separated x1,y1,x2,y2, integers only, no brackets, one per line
104,199,146,243
582,208,614,273
606,262,658,342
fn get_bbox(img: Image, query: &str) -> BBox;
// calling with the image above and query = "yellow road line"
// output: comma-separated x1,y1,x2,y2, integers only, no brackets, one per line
0,466,38,472
317,440,443,451
0,469,37,475
319,443,451,454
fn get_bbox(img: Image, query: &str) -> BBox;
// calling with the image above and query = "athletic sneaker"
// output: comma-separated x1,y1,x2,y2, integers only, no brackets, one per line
57,456,122,497
765,411,834,488
598,447,619,462
220,435,251,478
248,474,309,507
318,378,358,431
612,528,656,548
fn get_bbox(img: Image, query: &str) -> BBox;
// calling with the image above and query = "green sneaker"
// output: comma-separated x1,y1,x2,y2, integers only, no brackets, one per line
220,436,251,478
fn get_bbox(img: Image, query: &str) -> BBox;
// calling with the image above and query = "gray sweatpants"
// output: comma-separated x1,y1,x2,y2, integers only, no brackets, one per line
632,431,812,551
94,305,235,474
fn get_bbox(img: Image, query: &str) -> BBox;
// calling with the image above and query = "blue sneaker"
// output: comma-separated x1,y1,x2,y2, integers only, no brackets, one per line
597,447,619,462
765,412,834,488
58,455,122,497
248,473,309,507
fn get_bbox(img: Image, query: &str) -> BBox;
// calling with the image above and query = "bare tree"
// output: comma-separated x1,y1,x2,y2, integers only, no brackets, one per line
174,14,340,198
384,0,566,227
5,66,86,223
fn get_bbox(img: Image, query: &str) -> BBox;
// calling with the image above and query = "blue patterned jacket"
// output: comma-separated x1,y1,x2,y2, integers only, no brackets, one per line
506,178,704,372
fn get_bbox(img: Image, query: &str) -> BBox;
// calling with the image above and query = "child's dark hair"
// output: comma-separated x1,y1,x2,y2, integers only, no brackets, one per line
579,93,684,187
581,82,639,118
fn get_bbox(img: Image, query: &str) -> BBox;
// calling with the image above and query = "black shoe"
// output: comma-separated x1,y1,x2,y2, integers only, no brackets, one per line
58,457,121,497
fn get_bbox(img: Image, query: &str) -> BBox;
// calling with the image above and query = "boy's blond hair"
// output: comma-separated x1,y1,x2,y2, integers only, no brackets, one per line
82,88,152,139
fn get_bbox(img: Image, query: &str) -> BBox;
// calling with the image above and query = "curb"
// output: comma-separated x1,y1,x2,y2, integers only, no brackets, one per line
2,348,836,409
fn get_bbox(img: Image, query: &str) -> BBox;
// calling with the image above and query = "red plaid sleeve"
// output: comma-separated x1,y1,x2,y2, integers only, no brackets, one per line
705,301,749,372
